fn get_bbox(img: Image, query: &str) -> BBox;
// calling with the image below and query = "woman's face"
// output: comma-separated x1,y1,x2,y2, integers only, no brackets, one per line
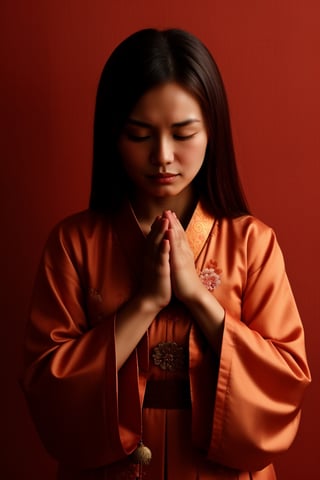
118,82,208,202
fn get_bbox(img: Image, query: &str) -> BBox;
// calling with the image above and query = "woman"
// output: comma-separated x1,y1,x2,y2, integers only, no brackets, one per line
21,28,311,479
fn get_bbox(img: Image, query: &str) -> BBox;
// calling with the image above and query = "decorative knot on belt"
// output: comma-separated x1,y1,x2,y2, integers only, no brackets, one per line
152,341,186,371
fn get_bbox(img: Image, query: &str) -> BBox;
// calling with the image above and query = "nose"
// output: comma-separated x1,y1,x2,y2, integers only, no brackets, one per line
150,135,174,167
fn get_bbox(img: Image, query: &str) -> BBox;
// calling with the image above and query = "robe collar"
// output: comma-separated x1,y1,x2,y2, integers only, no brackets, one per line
113,198,216,265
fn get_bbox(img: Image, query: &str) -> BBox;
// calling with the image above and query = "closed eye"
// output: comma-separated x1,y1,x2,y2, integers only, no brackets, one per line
126,133,151,142
173,133,197,141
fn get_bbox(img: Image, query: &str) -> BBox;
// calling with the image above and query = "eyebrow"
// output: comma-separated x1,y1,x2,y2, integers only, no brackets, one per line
126,118,201,128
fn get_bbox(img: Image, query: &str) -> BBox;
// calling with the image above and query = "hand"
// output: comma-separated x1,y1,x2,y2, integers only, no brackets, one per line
138,215,172,310
114,216,172,369
163,210,204,302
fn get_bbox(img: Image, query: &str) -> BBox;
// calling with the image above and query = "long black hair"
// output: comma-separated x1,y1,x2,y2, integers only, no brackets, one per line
89,28,250,218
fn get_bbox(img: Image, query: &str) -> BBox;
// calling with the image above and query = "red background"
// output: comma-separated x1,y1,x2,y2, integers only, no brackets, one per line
1,1,319,478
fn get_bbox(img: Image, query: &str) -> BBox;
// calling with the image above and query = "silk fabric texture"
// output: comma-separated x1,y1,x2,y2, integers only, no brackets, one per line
21,201,311,479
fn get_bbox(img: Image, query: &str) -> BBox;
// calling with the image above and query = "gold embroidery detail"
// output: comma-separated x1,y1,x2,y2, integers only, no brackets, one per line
152,342,185,371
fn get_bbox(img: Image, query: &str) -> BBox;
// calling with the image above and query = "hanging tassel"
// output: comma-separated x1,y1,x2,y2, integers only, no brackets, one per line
129,440,152,480
130,440,152,465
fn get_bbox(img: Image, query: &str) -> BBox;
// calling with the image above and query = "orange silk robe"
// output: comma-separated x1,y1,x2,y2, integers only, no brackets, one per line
21,201,311,480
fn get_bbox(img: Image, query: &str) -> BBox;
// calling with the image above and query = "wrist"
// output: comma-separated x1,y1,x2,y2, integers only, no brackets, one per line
133,292,166,317
183,285,225,323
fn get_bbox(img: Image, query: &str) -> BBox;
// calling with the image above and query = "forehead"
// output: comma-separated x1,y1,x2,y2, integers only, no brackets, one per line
129,82,204,123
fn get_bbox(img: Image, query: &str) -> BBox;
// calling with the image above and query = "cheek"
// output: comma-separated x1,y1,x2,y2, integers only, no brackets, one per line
182,139,207,164
181,144,207,180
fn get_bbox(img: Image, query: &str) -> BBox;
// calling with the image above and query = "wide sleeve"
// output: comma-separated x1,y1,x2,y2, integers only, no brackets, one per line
20,223,142,469
207,221,311,471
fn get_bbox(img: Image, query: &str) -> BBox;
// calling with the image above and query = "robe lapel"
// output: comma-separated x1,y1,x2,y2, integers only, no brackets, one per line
186,201,217,261
112,201,149,414
186,203,218,449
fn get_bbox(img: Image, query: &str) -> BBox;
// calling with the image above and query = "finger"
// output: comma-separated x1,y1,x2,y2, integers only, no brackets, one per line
163,210,184,231
160,238,170,255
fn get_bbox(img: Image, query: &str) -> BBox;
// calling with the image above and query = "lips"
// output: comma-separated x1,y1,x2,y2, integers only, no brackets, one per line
149,173,179,179
147,172,180,185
